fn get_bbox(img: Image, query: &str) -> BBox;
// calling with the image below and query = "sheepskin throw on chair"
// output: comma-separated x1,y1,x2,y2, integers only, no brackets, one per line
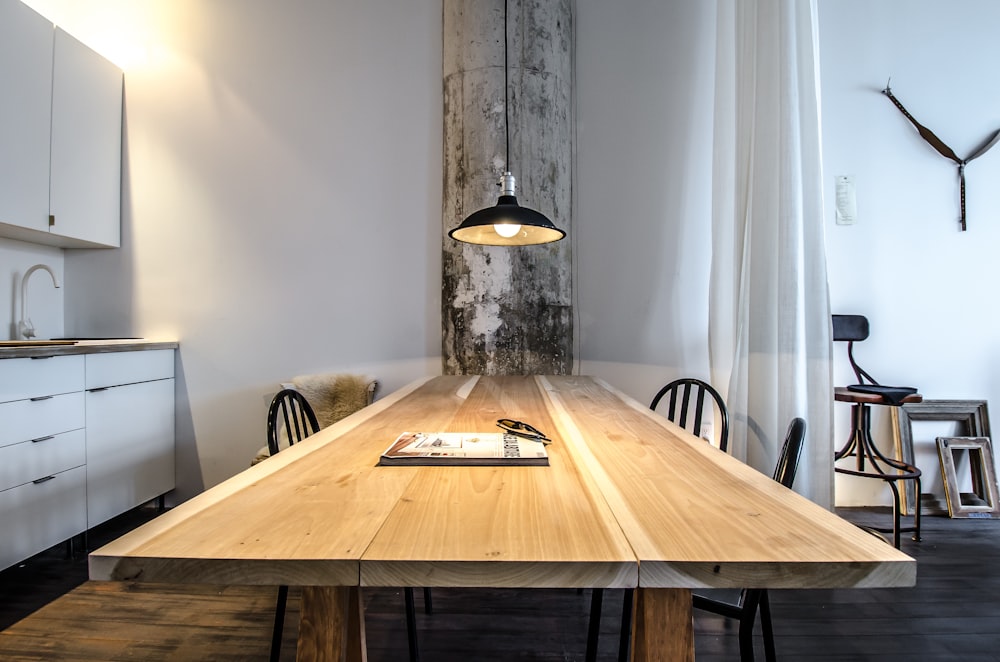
253,373,378,464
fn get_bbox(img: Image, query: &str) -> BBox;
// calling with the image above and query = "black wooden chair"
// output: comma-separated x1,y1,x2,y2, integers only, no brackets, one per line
691,417,807,662
266,388,320,457
266,389,321,662
265,388,428,662
589,416,805,662
586,378,731,662
832,314,922,548
650,377,730,451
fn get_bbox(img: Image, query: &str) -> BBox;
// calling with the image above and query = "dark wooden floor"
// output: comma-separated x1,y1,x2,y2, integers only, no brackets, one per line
1,506,999,660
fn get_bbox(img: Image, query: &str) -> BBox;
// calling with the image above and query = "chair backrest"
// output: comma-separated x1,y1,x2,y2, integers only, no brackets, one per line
650,378,730,452
832,314,878,385
267,389,321,456
773,417,807,488
832,314,869,342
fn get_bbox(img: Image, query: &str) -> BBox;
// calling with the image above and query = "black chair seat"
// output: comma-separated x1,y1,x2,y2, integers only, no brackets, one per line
690,417,807,662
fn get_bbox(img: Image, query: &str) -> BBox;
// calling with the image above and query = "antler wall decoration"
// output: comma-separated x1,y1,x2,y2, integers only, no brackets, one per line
882,80,1000,231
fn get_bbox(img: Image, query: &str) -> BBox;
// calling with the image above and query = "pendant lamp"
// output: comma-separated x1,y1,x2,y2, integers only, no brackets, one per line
448,0,566,246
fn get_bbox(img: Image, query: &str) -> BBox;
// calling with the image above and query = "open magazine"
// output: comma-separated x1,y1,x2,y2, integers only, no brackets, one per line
379,431,549,466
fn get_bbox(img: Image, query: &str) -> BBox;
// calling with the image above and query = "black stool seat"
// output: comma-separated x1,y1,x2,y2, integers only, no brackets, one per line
836,386,920,406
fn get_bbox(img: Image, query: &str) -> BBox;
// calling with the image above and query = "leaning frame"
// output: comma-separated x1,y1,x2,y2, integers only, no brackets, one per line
891,400,991,515
936,436,1000,519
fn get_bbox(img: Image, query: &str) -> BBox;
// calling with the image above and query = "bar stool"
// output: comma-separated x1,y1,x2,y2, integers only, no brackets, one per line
833,315,922,548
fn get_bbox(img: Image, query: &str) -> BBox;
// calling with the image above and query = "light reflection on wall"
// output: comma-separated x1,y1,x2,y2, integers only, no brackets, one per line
19,0,182,71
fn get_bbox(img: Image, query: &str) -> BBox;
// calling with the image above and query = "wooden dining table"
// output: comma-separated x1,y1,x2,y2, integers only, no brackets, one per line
90,375,915,661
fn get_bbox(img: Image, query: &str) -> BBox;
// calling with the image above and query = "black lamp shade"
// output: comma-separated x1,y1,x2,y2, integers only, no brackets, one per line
449,195,565,246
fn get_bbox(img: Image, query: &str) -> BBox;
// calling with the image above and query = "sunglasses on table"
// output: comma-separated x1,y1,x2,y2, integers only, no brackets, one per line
496,418,552,444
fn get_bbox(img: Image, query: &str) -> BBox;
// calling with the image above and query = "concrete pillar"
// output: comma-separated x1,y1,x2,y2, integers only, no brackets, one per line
442,0,573,376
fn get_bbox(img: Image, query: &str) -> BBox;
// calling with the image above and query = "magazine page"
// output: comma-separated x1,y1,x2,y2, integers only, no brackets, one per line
379,431,549,466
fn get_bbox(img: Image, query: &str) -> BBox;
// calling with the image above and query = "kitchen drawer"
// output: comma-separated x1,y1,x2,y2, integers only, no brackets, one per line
86,377,174,527
0,354,84,403
0,464,87,571
86,350,174,390
0,428,85,492
0,391,84,448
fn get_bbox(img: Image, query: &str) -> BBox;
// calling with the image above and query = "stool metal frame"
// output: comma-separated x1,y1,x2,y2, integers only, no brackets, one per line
835,391,922,547
833,315,922,548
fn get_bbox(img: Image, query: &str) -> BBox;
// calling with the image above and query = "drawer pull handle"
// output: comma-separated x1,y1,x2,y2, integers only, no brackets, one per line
29,356,54,360
87,387,110,393
31,435,55,443
33,475,56,484
29,395,54,402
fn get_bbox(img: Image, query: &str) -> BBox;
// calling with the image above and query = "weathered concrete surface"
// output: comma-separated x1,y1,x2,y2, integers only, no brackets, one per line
442,0,573,375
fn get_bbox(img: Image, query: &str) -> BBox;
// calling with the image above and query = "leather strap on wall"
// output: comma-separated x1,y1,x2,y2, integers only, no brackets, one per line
882,82,1000,231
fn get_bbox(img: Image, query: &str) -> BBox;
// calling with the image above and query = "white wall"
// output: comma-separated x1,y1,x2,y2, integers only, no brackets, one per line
20,0,442,499
0,238,63,340
820,0,1000,505
577,0,1000,508
9,0,997,508
13,0,719,504
575,0,717,397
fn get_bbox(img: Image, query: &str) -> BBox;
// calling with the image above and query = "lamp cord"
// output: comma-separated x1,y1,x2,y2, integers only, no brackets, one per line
504,0,510,171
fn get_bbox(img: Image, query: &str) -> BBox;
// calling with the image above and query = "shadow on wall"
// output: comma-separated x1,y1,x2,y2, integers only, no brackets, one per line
168,353,204,505
63,101,136,337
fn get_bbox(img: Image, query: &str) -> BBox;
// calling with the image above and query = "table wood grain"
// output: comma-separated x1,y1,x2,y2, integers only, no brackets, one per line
540,376,915,590
361,376,637,589
89,375,914,662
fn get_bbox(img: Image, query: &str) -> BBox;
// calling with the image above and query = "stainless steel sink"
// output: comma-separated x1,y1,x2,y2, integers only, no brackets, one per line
52,337,140,341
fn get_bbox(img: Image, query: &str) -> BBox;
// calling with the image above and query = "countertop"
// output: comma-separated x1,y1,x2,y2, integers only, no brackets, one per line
0,339,179,359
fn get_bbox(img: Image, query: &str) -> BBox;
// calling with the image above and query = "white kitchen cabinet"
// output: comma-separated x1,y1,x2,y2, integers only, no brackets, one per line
0,355,87,570
0,346,176,570
0,0,53,235
0,465,87,571
0,391,85,449
0,428,86,493
0,353,84,405
85,350,175,528
49,27,123,248
0,1,122,248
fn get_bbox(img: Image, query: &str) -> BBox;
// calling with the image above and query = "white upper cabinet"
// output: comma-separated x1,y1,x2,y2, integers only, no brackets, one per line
0,0,53,235
0,1,123,248
49,27,123,248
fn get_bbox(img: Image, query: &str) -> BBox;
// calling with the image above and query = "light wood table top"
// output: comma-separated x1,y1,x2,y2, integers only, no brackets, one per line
541,376,914,589
90,376,435,587
90,375,914,662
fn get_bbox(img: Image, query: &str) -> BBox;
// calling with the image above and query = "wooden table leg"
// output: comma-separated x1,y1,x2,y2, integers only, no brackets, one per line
296,586,366,662
631,588,694,662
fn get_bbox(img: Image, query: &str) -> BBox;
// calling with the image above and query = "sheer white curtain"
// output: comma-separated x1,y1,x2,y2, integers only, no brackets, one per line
709,0,833,507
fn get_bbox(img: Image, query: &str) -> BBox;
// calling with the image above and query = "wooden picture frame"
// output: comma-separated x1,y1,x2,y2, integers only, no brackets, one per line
890,400,991,515
936,437,1000,519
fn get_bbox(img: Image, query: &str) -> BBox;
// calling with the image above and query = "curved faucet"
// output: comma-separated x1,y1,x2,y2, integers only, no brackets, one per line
19,264,61,340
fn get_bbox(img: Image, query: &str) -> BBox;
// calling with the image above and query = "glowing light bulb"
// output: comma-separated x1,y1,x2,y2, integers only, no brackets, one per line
494,223,522,238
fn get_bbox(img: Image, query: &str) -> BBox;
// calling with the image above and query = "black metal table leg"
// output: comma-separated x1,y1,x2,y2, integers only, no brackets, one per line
404,587,420,662
585,588,603,662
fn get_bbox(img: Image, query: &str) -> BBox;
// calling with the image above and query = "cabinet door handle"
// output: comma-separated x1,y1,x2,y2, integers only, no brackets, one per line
87,387,109,393
31,435,55,443
33,475,56,484
29,356,53,360
29,395,54,402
